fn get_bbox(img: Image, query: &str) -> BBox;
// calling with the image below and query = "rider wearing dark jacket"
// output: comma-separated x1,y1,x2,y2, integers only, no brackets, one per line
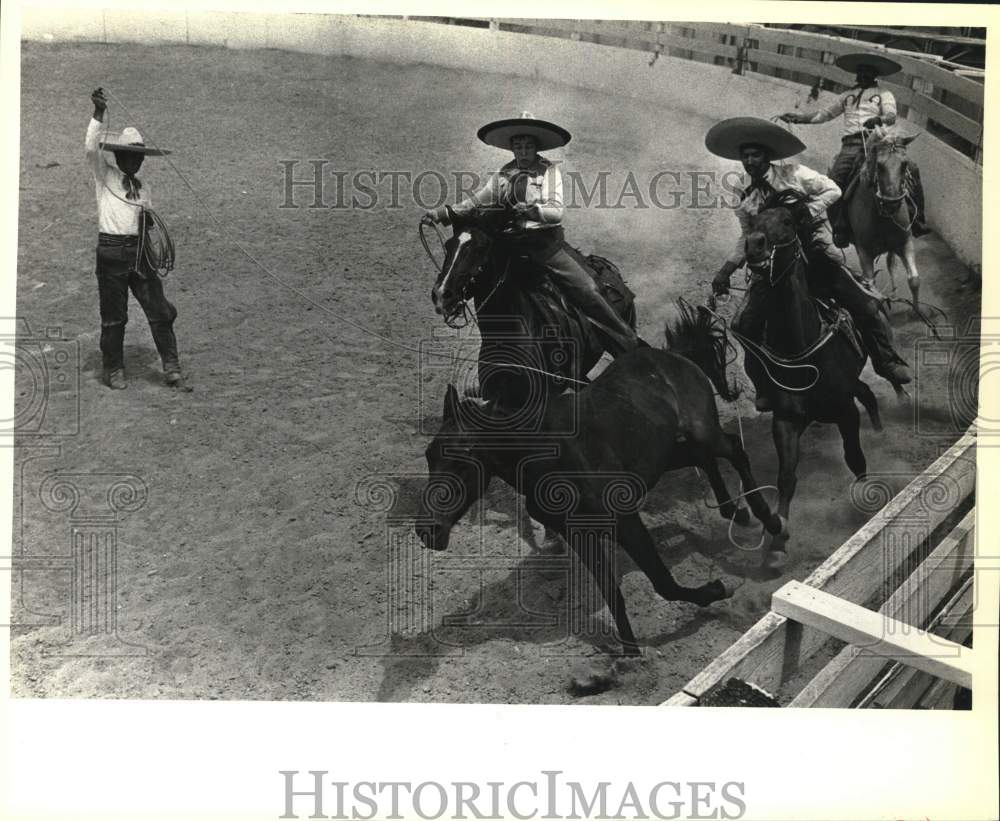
424,112,640,357
707,117,911,411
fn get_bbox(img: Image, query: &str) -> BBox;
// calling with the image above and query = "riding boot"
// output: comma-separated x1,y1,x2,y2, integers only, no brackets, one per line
828,201,851,249
907,164,931,237
859,312,912,386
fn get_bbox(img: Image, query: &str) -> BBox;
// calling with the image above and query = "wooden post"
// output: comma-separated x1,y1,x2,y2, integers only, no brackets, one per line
772,581,975,689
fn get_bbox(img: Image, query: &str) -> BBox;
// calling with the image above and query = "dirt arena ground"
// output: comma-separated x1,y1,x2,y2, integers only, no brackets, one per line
11,41,980,704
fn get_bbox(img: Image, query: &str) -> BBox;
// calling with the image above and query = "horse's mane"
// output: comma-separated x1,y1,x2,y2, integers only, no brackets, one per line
760,188,810,212
758,188,813,233
664,298,739,401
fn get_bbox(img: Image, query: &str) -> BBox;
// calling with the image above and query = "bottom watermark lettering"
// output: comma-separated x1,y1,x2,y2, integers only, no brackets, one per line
279,770,747,820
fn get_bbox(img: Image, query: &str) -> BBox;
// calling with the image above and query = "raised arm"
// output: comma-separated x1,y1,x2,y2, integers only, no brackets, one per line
86,88,110,181
780,93,845,125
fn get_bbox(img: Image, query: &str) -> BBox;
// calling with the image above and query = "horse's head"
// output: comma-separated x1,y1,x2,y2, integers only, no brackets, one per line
665,299,740,401
430,211,503,322
415,384,493,552
866,131,916,206
745,189,810,275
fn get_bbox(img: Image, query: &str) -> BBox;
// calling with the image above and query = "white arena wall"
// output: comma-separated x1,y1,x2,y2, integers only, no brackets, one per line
20,9,983,268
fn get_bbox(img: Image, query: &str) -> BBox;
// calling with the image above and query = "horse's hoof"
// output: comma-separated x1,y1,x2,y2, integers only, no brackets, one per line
767,514,789,538
538,533,565,555
718,576,745,599
763,549,789,572
734,506,751,527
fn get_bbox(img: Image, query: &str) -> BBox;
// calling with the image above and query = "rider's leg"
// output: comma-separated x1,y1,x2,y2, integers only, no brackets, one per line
806,225,912,386
732,274,774,411
906,161,930,237
828,140,864,247
534,237,641,357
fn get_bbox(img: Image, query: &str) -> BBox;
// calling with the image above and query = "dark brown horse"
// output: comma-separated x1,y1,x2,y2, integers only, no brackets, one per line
846,128,921,313
429,208,636,409
415,330,784,656
738,191,883,570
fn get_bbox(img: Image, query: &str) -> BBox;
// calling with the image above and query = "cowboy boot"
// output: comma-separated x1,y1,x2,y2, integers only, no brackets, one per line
828,201,851,248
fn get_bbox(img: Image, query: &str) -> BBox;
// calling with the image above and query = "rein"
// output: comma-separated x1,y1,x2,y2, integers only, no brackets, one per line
419,220,448,274
864,135,917,233
746,234,806,288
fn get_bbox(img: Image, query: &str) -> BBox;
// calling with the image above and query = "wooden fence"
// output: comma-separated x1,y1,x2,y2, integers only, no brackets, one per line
411,18,985,163
660,427,979,709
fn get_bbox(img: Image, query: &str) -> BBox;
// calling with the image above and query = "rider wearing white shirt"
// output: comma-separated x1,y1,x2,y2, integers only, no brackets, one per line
426,112,640,357
780,52,928,245
707,117,911,410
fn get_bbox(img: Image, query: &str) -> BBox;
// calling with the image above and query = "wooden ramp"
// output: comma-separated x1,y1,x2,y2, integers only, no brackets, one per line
663,426,979,709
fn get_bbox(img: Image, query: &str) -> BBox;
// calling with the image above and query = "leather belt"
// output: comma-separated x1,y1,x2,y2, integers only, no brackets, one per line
98,233,139,246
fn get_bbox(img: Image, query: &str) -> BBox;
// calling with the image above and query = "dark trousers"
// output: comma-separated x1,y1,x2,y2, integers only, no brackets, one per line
507,227,639,356
734,221,907,385
95,238,179,374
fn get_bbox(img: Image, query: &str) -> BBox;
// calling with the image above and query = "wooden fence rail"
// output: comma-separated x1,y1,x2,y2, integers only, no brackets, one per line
661,426,977,707
417,18,985,161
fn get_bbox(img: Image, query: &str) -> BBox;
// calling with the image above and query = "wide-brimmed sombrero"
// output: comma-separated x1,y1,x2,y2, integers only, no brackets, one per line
835,52,902,77
705,117,806,161
99,126,171,156
477,111,571,151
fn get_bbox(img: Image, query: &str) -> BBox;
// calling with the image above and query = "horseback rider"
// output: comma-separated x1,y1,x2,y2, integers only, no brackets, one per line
422,112,641,356
707,117,912,412
779,52,929,247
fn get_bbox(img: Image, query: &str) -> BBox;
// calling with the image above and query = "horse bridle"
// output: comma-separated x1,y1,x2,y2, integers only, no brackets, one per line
436,231,510,330
864,137,918,232
746,233,806,287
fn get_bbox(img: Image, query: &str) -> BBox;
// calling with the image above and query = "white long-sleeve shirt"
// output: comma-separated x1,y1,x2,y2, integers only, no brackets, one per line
85,117,149,235
450,156,564,230
727,162,841,267
806,84,898,138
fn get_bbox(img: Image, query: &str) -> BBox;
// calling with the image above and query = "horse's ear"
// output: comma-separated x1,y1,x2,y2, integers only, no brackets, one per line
444,384,460,422
901,134,918,146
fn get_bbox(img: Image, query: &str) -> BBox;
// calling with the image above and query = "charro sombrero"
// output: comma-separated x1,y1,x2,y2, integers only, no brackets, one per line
835,52,902,77
99,126,171,156
477,111,571,151
705,117,806,161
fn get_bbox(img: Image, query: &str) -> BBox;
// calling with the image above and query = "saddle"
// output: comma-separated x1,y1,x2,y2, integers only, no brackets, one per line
500,241,637,329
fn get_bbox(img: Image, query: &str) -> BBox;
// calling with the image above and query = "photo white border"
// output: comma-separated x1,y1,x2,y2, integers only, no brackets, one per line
2,1,997,819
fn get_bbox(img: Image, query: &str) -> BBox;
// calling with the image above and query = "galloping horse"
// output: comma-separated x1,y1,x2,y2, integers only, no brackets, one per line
736,191,883,570
415,324,784,655
429,208,636,408
845,127,921,312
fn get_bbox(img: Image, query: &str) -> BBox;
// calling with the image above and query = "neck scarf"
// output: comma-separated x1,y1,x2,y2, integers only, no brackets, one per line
122,171,142,201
